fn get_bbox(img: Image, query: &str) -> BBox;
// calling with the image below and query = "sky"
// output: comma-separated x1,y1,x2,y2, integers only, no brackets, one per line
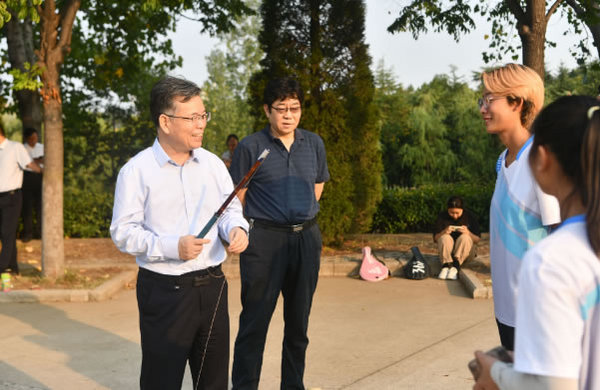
170,0,582,89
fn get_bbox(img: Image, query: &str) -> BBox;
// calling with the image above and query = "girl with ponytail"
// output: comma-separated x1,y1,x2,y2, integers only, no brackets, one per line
474,95,600,390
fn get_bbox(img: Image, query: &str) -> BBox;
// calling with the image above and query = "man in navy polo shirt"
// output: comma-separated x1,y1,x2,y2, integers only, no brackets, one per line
231,77,330,389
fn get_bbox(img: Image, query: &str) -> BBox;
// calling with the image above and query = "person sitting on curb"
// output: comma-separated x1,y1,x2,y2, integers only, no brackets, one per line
433,196,481,280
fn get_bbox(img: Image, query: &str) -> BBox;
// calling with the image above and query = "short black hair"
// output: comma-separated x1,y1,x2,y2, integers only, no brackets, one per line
263,77,304,108
0,123,5,137
150,75,202,128
24,127,38,139
447,196,464,209
226,134,238,144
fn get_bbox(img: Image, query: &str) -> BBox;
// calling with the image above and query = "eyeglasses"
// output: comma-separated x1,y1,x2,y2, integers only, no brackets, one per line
270,105,301,114
477,95,505,109
163,112,211,125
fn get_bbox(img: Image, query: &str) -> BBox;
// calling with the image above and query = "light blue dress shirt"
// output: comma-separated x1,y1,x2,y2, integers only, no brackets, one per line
110,139,248,275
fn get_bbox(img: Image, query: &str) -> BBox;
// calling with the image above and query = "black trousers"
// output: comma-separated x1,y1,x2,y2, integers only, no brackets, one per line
136,266,229,390
496,318,515,351
21,171,42,239
0,189,22,274
232,222,322,390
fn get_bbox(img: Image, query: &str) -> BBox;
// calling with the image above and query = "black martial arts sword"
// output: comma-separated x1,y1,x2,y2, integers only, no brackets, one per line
196,148,270,238
194,148,270,390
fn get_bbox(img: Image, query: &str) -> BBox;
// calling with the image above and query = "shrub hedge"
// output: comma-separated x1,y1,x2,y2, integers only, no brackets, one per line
61,182,494,238
370,183,494,234
64,186,114,238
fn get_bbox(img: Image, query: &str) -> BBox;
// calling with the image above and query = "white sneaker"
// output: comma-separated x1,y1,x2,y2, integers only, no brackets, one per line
438,267,449,279
447,267,458,280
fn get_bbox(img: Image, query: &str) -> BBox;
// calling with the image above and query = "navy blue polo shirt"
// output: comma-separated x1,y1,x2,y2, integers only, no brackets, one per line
230,126,330,224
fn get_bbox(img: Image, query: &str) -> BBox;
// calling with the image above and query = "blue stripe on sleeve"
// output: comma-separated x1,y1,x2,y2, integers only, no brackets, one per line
581,285,600,320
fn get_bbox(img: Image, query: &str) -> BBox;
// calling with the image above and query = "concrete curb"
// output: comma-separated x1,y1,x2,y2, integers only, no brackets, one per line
459,269,493,299
0,269,137,303
89,270,138,302
1,250,492,303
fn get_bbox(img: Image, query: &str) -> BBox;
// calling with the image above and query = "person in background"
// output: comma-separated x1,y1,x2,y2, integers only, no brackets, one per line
231,77,330,389
433,195,481,280
21,127,43,242
480,63,561,352
0,124,41,275
473,95,600,390
221,133,239,169
110,75,249,389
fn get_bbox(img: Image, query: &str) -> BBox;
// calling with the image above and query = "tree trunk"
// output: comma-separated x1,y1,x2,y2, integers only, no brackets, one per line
37,0,81,278
4,13,43,134
515,0,547,78
41,77,64,278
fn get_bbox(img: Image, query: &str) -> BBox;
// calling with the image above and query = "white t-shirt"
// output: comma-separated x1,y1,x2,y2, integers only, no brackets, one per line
24,142,43,171
490,138,561,326
514,216,600,389
0,138,32,192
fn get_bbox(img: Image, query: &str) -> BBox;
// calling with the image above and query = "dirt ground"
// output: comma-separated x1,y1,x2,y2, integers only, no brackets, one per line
7,234,491,290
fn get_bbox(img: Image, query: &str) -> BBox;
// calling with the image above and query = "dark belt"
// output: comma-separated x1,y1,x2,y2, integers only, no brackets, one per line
0,189,20,197
250,217,317,233
138,265,222,287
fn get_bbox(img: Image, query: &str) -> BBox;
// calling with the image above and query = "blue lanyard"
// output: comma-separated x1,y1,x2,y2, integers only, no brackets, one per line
497,136,534,173
558,214,586,230
516,136,533,161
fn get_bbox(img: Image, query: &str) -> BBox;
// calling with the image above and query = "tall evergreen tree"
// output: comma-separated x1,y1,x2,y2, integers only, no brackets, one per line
249,0,382,244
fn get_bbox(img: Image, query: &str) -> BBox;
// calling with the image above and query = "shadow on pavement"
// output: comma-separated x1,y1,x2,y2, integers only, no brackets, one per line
1,298,140,389
0,361,48,390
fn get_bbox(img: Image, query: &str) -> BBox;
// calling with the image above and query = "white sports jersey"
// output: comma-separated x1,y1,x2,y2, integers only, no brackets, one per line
514,216,600,389
490,138,561,326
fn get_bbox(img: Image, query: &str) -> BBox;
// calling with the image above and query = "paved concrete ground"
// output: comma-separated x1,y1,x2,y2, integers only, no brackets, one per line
0,276,498,390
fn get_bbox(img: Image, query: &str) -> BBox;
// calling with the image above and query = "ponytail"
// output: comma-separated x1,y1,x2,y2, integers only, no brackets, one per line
583,107,600,256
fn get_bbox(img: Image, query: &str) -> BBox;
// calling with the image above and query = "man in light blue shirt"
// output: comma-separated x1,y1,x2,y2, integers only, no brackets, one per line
110,75,248,390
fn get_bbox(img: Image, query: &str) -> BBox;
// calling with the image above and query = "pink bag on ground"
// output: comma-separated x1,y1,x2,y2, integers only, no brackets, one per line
359,246,390,282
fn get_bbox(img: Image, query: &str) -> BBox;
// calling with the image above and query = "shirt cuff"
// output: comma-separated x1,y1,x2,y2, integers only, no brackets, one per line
491,361,513,388
159,236,180,260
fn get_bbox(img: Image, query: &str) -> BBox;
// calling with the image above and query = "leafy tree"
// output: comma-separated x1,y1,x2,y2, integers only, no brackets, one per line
374,60,412,187
201,0,262,154
544,61,600,99
563,0,600,61
387,0,569,77
0,0,252,277
250,0,382,244
376,65,502,188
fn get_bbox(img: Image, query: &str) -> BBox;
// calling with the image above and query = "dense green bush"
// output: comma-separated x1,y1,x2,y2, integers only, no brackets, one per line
371,183,494,234
64,187,114,238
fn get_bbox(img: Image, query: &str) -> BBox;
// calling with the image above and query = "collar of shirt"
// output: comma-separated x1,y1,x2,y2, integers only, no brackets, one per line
151,138,201,167
263,126,305,145
0,138,7,149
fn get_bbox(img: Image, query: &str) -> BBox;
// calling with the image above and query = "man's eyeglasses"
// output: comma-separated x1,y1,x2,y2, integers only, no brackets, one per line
270,105,301,114
477,95,505,109
163,112,211,125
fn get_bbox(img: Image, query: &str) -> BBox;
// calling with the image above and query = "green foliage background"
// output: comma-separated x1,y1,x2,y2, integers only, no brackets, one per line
372,183,494,234
5,1,600,241
248,0,382,244
45,62,600,239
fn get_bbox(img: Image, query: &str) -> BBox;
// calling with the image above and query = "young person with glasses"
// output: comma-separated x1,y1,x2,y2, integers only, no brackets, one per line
480,64,560,351
230,77,329,389
474,95,600,390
